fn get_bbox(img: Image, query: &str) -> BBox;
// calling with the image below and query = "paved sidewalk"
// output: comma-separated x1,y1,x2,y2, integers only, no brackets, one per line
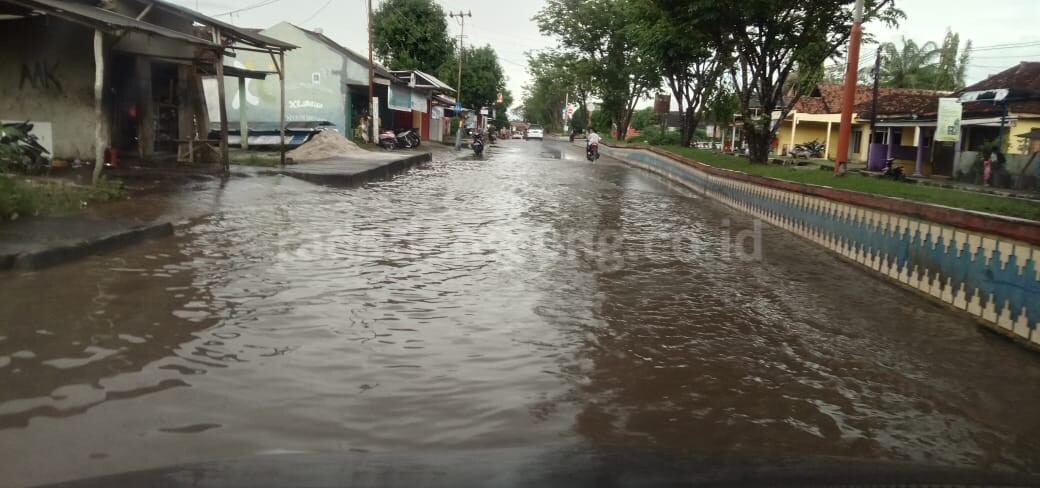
0,217,173,271
2,149,437,271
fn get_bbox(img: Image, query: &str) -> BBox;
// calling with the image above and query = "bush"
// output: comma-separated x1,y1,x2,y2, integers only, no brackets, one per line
629,126,680,145
0,176,41,219
0,175,125,221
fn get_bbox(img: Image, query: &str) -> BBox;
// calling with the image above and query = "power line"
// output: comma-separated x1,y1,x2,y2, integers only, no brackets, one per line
968,40,1040,52
213,0,285,17
969,52,1040,59
299,0,333,25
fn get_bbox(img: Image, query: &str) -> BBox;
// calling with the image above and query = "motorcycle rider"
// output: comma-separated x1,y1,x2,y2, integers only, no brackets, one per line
586,127,601,161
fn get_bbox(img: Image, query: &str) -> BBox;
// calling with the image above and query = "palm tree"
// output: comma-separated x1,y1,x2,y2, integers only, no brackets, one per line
932,30,972,90
879,37,940,88
877,31,972,90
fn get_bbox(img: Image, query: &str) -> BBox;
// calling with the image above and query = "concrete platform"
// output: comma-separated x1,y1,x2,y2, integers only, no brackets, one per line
256,151,432,186
0,217,174,271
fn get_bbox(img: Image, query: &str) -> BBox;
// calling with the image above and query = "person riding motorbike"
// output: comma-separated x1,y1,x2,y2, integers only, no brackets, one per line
586,127,601,162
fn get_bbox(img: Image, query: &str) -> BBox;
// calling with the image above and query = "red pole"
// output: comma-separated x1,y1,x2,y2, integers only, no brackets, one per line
835,0,864,175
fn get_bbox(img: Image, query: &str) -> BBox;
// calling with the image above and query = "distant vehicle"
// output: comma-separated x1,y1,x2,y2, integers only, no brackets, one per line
526,124,544,140
472,129,485,156
512,132,523,139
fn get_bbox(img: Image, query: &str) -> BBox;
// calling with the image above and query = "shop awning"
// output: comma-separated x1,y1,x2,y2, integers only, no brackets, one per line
5,0,218,46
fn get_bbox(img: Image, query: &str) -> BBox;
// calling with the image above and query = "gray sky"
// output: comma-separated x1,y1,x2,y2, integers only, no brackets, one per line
174,0,1040,109
864,0,1040,85
173,0,550,105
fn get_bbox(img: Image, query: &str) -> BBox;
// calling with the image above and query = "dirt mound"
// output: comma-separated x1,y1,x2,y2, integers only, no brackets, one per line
287,130,365,161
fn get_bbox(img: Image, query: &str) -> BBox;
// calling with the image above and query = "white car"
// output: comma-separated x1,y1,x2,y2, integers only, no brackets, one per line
526,124,544,140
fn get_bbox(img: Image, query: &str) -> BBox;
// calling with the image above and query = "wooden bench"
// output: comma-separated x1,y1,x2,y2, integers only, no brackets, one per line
175,139,221,164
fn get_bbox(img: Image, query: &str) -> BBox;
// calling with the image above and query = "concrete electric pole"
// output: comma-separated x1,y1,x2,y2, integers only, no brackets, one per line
835,0,864,175
449,10,471,150
367,0,376,144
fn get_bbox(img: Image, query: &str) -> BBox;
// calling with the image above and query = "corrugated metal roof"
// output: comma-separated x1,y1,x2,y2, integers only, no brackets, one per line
5,0,217,46
392,70,455,92
197,64,274,80
145,0,297,50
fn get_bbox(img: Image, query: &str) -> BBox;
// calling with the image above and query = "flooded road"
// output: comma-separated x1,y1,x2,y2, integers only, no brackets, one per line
2,139,1040,486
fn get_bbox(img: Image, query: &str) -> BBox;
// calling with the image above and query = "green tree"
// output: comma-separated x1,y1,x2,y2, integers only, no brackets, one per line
879,38,940,88
521,51,577,132
520,79,566,131
438,45,505,113
535,0,660,142
878,30,971,90
590,109,612,134
630,107,658,131
570,106,588,133
933,30,971,90
633,0,731,146
705,87,741,142
701,0,903,163
372,0,454,73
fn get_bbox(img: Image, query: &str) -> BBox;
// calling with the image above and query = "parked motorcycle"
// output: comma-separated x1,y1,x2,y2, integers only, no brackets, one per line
377,128,420,150
472,130,485,156
399,128,420,148
0,121,50,174
586,142,599,162
792,140,826,159
881,158,905,180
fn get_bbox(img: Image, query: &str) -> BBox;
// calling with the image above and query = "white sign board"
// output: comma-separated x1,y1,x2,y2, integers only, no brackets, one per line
935,97,962,142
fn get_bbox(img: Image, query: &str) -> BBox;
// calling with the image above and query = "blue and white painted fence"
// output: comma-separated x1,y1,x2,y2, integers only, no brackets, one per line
602,144,1040,349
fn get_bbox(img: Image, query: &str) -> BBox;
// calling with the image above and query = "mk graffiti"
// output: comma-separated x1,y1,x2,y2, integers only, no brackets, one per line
20,61,62,92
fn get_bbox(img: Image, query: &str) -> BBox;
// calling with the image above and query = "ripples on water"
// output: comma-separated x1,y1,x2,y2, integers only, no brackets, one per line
2,142,1040,485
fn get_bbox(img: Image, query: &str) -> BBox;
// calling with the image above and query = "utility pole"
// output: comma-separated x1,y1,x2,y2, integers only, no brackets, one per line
449,10,471,150
564,91,569,134
368,0,375,144
835,0,864,175
867,48,882,166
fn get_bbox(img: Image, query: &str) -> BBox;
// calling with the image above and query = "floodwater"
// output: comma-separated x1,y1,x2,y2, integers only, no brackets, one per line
2,140,1040,486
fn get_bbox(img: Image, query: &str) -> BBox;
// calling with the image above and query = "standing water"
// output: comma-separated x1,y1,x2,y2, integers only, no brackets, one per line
2,141,1040,486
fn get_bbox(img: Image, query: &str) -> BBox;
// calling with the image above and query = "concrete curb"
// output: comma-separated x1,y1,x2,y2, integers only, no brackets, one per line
0,221,175,272
272,152,432,186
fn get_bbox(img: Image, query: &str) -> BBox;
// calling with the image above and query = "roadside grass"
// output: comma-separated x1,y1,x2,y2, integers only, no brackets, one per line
639,144,1040,222
230,150,282,167
0,175,125,221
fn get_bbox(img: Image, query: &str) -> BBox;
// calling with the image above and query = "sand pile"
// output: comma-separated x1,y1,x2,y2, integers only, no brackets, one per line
287,130,366,161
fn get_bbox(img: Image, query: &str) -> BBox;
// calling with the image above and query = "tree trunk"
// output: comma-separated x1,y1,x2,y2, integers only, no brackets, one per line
745,117,772,164
681,106,698,147
616,113,631,142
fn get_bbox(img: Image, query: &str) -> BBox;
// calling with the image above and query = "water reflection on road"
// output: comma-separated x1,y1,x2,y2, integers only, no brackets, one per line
2,140,1040,486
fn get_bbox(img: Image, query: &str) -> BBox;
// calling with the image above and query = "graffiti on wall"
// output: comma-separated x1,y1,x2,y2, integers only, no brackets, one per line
19,61,62,92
